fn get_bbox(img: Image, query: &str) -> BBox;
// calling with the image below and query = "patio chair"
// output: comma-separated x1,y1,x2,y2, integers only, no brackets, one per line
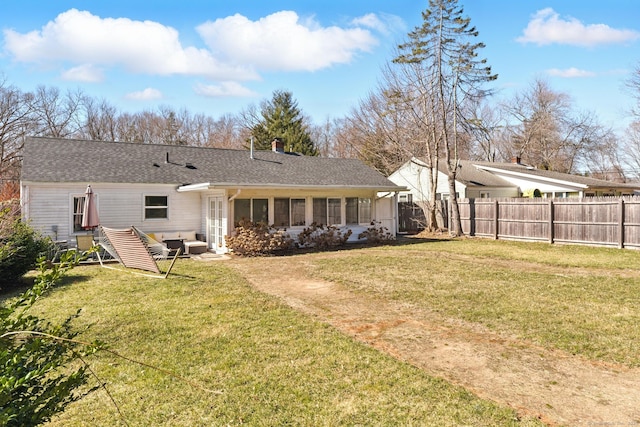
75,234,97,260
76,234,95,251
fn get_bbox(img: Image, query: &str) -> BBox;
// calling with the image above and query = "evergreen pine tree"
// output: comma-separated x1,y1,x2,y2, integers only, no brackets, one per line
250,90,318,156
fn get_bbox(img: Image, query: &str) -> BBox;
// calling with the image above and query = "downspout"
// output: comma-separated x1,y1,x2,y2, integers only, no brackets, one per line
21,184,29,221
228,189,242,201
394,191,399,236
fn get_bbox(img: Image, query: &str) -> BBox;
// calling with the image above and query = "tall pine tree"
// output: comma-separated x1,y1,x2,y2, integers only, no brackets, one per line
394,0,496,235
250,90,318,156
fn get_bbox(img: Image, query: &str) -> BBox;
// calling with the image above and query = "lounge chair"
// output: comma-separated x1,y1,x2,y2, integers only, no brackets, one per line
97,225,180,278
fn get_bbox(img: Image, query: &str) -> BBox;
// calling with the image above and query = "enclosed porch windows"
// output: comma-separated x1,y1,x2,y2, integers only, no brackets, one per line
234,196,373,228
346,197,372,225
234,198,268,226
312,198,342,225
274,198,306,227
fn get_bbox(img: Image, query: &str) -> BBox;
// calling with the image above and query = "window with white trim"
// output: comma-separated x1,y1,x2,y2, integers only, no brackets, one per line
313,198,342,225
274,198,306,227
72,196,85,232
346,197,372,225
234,198,268,226
144,195,168,219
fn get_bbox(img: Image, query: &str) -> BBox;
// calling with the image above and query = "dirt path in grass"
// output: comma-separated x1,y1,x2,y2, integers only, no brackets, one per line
227,254,640,426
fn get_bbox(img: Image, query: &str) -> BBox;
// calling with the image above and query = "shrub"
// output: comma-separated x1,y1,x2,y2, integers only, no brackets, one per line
358,221,395,244
225,220,294,256
0,250,99,426
0,204,53,289
297,223,352,250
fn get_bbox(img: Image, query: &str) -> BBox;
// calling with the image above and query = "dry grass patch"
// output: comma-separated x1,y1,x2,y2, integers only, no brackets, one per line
311,238,640,367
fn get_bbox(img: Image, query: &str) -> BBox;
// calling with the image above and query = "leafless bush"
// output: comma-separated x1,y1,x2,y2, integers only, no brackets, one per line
225,220,293,256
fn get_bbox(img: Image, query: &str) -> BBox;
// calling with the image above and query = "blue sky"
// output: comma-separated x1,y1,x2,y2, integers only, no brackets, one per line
1,1,639,131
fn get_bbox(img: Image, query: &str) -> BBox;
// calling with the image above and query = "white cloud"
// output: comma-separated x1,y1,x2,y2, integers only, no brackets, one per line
125,87,163,100
194,81,257,97
546,68,596,78
196,11,378,72
517,8,640,47
61,64,104,82
351,13,405,36
2,9,258,80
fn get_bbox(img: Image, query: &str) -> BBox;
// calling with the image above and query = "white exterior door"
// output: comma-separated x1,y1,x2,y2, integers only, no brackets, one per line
208,196,225,252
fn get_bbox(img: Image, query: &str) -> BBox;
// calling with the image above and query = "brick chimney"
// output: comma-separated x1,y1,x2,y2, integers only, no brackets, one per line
271,138,285,153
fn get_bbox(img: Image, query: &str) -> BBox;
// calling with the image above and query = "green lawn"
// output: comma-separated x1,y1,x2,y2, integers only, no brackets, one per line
21,257,543,426
311,237,640,367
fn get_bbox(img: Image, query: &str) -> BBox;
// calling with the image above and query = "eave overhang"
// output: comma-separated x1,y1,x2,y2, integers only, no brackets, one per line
177,182,406,193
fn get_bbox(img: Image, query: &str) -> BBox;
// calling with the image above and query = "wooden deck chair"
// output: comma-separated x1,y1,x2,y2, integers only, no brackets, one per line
97,225,180,278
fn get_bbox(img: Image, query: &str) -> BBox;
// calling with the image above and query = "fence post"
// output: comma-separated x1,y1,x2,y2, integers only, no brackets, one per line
548,200,554,244
494,200,499,240
468,198,476,236
619,198,625,249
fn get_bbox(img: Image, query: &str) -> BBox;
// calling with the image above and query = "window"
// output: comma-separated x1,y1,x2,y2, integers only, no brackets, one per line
234,198,268,226
72,196,85,232
398,194,413,203
313,198,327,225
274,198,306,227
252,199,269,224
274,198,290,227
313,198,342,226
291,199,306,226
328,198,341,225
346,197,358,224
72,194,100,232
480,192,490,199
359,198,371,223
234,199,250,225
144,195,168,219
346,197,372,225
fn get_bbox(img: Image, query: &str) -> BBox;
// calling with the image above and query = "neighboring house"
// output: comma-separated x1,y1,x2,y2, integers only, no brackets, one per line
20,137,404,253
389,157,640,203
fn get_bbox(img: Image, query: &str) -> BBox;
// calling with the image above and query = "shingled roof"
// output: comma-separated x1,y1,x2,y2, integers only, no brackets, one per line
472,161,640,189
434,159,513,187
22,137,403,190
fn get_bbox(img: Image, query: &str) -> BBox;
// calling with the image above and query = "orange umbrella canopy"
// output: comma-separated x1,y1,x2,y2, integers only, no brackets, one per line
81,185,100,229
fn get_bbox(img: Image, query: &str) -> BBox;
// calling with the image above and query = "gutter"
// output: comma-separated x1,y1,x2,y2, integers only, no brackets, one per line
177,182,406,192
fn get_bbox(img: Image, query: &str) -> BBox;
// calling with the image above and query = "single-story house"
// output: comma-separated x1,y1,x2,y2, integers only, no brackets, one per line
20,137,405,253
389,157,640,203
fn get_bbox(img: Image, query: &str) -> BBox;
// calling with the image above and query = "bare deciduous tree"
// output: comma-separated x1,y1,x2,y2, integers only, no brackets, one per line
503,78,615,174
0,78,34,195
79,96,118,141
30,86,83,138
621,121,640,181
394,0,496,235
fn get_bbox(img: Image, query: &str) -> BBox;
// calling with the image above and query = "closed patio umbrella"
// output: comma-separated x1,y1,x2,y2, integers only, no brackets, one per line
82,185,100,230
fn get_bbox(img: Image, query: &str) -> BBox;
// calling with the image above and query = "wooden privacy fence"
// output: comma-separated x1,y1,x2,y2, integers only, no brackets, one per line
458,197,640,249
